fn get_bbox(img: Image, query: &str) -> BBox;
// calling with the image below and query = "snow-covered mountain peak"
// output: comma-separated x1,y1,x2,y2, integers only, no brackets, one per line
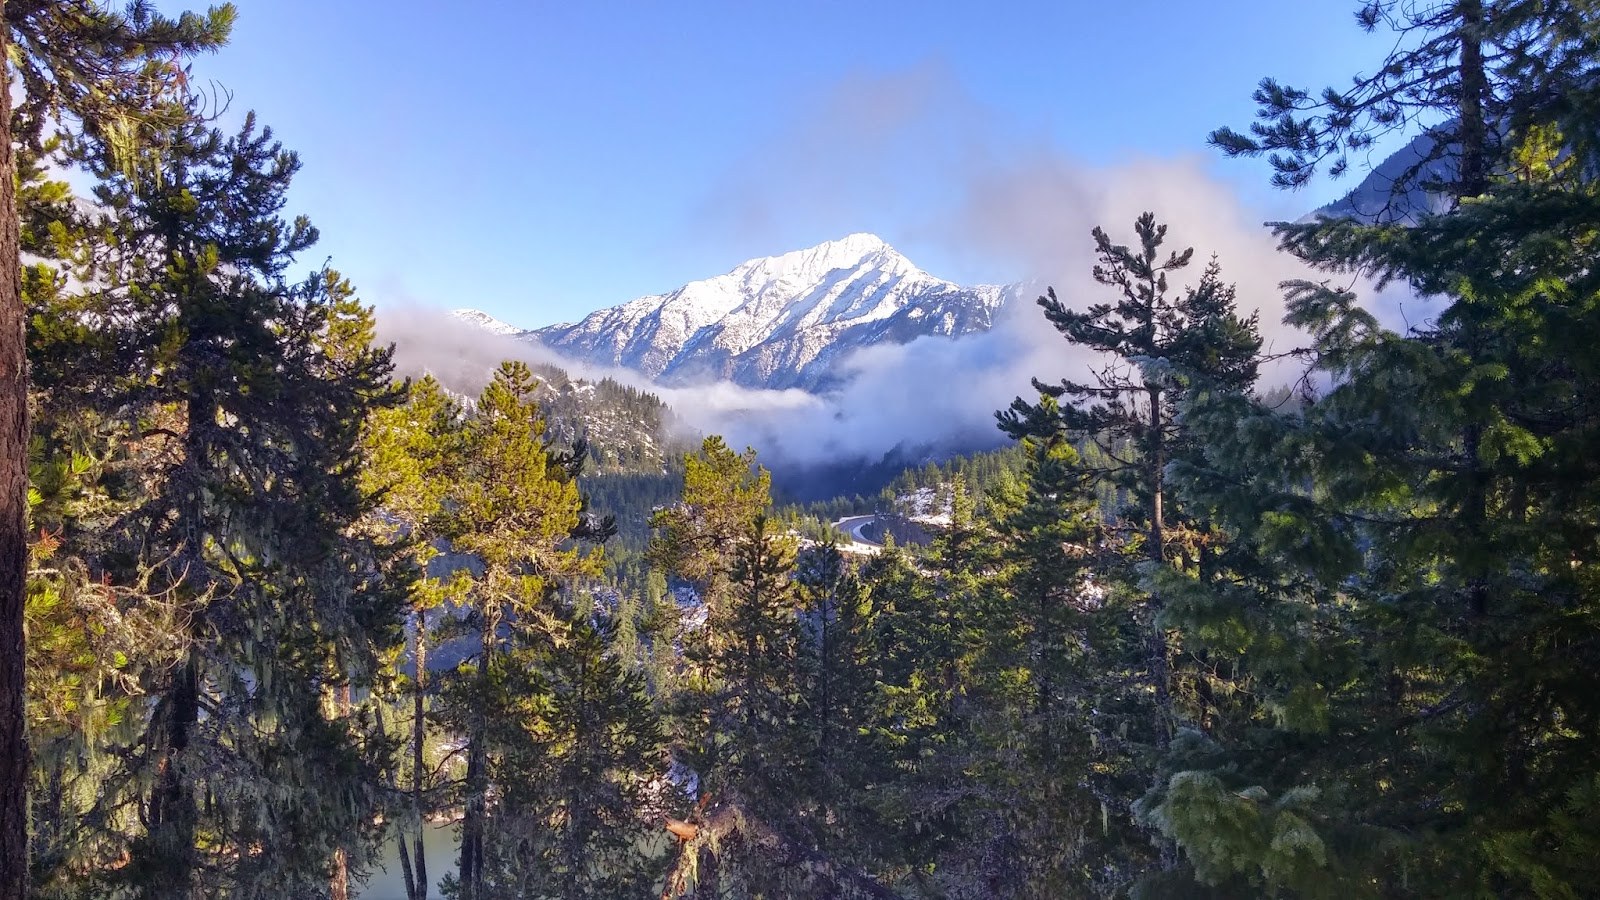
450,308,526,337
729,232,908,284
529,234,1008,392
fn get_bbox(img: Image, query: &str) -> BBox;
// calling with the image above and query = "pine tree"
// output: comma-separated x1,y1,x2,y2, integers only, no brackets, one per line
423,361,599,899
648,436,771,617
22,148,176,896
1208,0,1600,206
651,443,908,898
651,441,797,796
297,274,410,900
360,375,463,900
999,215,1261,739
825,545,924,873
1140,4,1600,894
16,100,407,895
367,367,667,900
714,514,801,810
972,427,1139,896
648,437,772,788
854,522,982,890
492,605,668,899
0,6,233,890
793,541,873,849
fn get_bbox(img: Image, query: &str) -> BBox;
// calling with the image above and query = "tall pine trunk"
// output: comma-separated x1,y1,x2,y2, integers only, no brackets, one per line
1146,385,1171,737
150,658,199,890
458,603,495,900
330,684,353,900
407,604,429,899
0,3,29,894
398,839,419,900
147,390,212,891
459,736,485,899
1457,0,1492,620
1147,386,1165,562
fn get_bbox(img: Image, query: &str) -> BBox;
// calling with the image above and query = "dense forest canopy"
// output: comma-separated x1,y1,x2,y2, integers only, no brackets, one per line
4,1,1600,898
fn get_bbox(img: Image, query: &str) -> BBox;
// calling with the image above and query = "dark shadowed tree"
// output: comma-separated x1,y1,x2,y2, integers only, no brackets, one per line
19,98,404,895
1139,2,1600,893
0,5,231,891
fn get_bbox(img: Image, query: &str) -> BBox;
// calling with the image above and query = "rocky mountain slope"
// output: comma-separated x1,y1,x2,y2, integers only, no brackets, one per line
459,233,1009,393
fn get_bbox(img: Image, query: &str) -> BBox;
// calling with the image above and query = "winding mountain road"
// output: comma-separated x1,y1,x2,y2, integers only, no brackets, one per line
833,515,884,550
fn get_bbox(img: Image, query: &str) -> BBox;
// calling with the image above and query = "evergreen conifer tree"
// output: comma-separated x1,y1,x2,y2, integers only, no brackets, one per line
648,437,773,790
1141,3,1600,893
999,215,1261,740
360,374,464,900
714,514,801,810
793,541,874,853
17,101,406,895
855,502,992,892
0,6,234,888
427,360,601,899
976,428,1116,896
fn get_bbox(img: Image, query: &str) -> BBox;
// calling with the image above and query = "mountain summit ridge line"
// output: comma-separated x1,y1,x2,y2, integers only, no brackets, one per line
455,233,1011,393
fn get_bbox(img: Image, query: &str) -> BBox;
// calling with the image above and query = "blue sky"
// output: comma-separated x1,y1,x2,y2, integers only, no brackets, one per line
174,1,1386,327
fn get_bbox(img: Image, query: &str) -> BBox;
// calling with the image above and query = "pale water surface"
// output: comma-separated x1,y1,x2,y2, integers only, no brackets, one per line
357,823,459,900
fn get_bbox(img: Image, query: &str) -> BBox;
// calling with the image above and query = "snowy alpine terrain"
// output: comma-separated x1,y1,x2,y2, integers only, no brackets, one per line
455,233,1011,392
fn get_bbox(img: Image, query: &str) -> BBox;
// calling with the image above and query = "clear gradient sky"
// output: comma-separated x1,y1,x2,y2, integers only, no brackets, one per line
165,1,1386,327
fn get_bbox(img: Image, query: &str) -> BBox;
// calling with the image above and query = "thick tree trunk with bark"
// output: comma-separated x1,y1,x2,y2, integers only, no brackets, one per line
149,658,199,891
458,609,494,900
330,684,353,900
397,839,418,900
459,739,484,899
144,393,211,891
1147,386,1165,564
0,4,29,894
330,849,349,900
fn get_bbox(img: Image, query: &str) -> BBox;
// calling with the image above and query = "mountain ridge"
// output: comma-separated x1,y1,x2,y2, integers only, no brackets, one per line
456,234,1011,393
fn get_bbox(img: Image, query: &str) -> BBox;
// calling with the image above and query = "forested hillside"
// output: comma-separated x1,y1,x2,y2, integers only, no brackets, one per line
7,2,1600,899
527,366,683,474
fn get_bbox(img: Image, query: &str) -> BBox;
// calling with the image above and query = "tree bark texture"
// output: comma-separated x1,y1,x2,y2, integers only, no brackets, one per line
0,3,32,892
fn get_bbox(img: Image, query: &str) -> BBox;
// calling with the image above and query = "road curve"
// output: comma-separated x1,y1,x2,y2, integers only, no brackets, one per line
833,515,883,548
